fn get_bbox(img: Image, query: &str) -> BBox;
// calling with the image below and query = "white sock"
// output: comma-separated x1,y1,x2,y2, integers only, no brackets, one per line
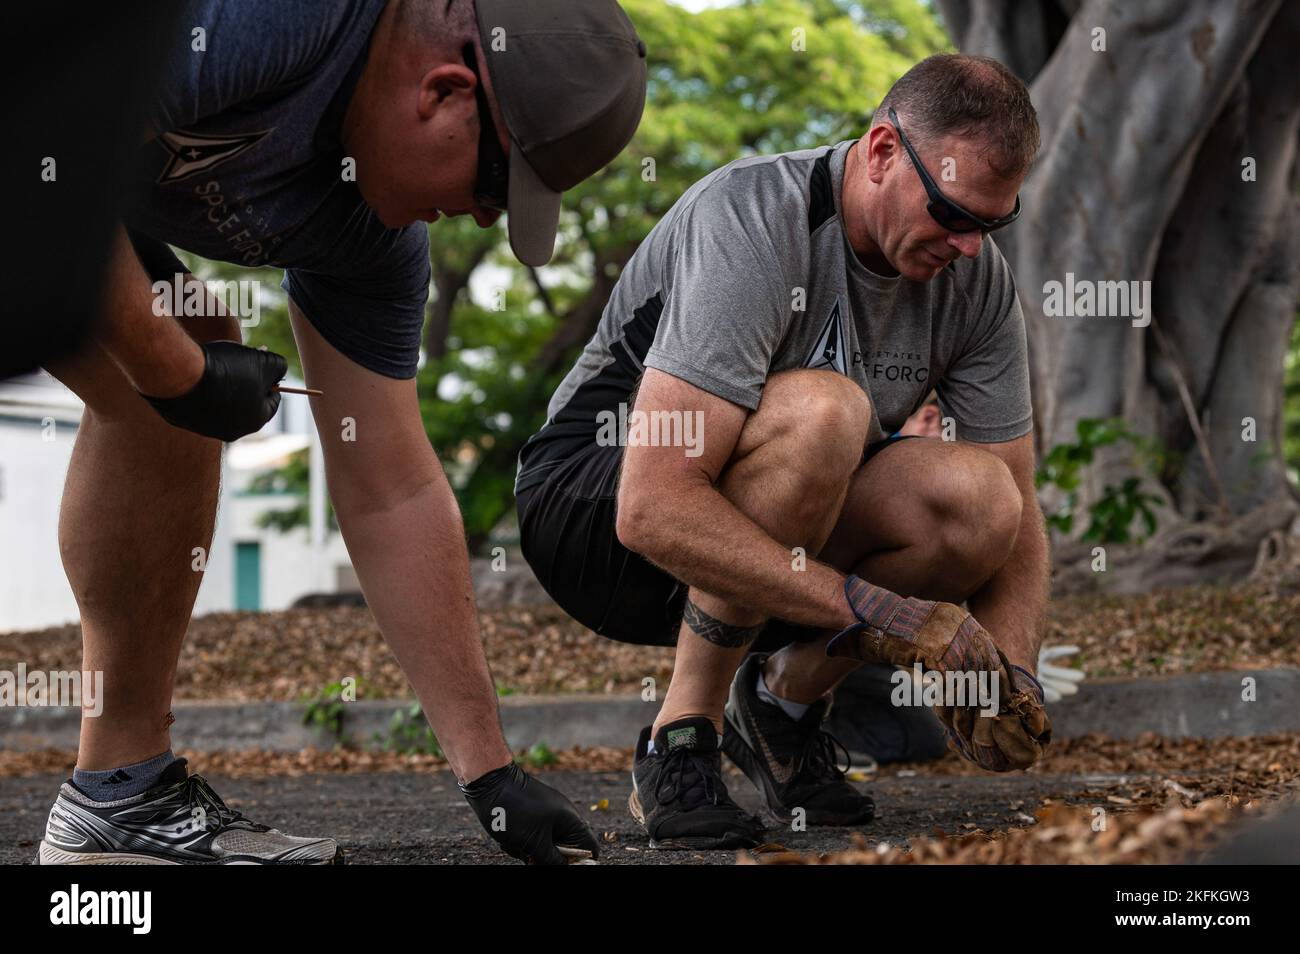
756,671,811,721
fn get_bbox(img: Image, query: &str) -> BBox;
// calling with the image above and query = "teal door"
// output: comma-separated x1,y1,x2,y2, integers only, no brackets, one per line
235,542,262,611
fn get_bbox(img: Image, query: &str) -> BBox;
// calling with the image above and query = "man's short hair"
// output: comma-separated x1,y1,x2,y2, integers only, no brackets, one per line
872,54,1039,179
396,0,480,62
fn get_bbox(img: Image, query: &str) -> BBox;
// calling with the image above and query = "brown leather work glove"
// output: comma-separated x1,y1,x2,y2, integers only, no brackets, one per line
827,576,1050,771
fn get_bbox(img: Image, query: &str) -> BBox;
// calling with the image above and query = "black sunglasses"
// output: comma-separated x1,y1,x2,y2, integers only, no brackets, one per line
887,107,1020,234
462,44,509,212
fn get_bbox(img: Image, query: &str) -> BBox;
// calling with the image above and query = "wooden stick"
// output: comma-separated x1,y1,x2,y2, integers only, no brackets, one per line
274,385,323,396
1149,322,1230,518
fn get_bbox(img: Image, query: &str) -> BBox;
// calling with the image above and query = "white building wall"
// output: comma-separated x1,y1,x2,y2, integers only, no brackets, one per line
0,415,81,630
0,373,354,632
223,493,352,611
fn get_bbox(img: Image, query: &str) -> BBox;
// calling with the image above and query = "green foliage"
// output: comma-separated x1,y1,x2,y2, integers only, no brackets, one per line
174,2,950,548
375,702,443,757
517,742,558,769
1084,476,1163,545
246,448,338,534
1036,418,1165,545
418,0,949,547
299,679,360,743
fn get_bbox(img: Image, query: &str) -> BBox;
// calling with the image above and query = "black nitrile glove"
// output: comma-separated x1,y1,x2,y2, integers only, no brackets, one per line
140,341,287,442
460,761,601,865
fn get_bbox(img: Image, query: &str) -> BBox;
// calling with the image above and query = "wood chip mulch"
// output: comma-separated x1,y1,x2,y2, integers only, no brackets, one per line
0,744,636,779
0,580,1295,702
6,732,1297,803
746,732,1300,864
742,797,1271,865
881,731,1300,802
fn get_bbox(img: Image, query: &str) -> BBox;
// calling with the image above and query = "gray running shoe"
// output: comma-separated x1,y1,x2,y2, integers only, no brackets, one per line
38,758,343,865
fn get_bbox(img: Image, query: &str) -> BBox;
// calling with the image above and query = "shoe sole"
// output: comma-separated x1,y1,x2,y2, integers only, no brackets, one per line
37,840,346,865
627,789,759,851
722,711,875,828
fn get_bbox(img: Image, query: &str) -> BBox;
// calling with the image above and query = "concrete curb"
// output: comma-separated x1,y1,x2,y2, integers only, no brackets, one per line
1,669,1296,753
1047,668,1299,741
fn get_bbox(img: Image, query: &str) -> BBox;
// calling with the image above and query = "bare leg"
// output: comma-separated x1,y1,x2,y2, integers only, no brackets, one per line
763,439,1023,704
46,244,237,770
286,302,514,782
652,370,872,734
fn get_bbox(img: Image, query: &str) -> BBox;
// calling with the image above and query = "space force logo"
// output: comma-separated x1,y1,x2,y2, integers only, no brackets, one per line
156,129,270,183
805,298,848,374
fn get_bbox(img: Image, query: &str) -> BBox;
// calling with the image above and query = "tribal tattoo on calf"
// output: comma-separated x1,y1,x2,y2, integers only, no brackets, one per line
682,599,765,648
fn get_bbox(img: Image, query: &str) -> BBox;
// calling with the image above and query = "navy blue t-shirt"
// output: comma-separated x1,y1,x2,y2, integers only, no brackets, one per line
119,0,431,379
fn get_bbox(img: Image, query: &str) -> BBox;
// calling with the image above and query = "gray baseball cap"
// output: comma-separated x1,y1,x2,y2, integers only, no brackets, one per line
473,0,648,266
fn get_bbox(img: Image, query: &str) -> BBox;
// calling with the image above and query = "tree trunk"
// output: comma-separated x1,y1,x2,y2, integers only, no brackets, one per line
460,240,640,554
938,0,1300,591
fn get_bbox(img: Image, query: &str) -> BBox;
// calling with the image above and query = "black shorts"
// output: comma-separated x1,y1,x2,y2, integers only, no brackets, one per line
516,433,919,648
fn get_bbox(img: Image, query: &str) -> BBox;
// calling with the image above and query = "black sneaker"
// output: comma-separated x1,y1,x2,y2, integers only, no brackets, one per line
38,758,343,864
723,654,875,826
629,717,764,850
823,662,949,764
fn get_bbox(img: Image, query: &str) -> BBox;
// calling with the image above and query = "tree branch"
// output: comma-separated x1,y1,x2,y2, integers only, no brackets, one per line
1148,320,1232,518
528,266,557,319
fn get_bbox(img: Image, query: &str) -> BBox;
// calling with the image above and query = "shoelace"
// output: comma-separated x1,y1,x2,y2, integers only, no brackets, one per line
801,729,852,783
654,746,720,809
184,775,269,831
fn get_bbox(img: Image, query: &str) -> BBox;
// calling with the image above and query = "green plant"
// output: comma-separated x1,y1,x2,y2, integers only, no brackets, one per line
1036,418,1165,544
220,0,949,553
299,679,358,743
517,742,558,769
375,702,442,757
247,448,338,534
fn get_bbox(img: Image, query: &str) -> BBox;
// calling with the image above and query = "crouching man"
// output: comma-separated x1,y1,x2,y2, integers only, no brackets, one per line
515,54,1052,849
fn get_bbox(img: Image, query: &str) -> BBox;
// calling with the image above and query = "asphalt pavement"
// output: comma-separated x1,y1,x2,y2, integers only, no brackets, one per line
0,768,1135,865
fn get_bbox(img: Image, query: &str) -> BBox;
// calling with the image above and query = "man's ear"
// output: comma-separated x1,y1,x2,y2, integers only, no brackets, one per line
863,123,899,184
417,63,475,119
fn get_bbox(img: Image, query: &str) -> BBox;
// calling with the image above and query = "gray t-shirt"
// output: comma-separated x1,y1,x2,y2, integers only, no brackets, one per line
118,0,431,379
517,139,1032,492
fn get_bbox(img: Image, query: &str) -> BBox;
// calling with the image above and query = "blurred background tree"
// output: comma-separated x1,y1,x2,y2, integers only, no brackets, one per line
183,0,1300,580
185,0,950,553
940,0,1300,591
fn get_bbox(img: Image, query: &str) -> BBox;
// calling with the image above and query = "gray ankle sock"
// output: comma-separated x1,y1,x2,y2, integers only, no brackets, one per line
73,750,177,801
756,672,811,721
